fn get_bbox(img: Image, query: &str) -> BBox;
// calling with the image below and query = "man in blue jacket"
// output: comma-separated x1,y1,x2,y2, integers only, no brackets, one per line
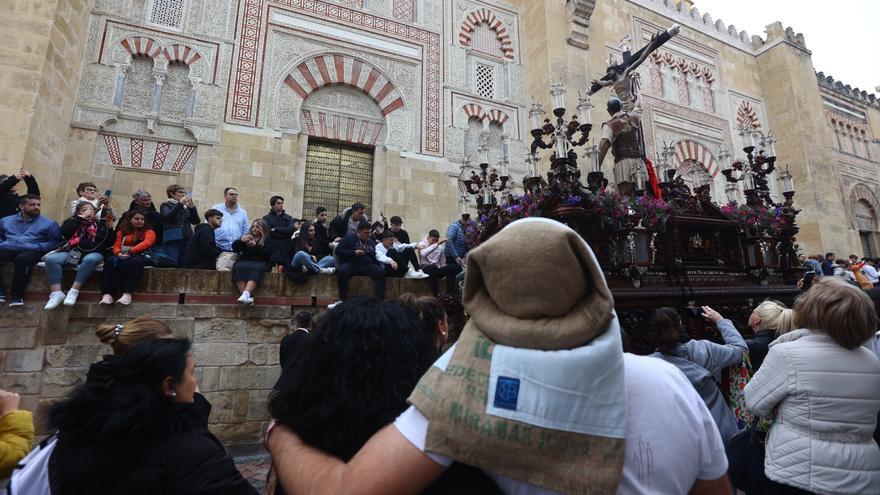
445,212,475,268
330,220,384,308
0,195,63,306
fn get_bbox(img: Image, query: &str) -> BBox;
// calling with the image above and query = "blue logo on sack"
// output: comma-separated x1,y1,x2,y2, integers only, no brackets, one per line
494,376,520,411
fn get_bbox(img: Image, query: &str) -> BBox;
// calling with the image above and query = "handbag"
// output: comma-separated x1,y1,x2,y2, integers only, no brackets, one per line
143,247,176,268
65,247,83,266
216,251,239,271
163,226,184,243
725,419,773,495
728,352,754,429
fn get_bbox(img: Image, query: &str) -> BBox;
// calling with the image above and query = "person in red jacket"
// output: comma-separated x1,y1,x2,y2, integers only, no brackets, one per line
100,211,156,305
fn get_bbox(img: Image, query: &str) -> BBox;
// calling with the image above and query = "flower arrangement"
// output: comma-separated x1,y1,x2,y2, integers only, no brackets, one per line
720,203,786,236
634,196,673,234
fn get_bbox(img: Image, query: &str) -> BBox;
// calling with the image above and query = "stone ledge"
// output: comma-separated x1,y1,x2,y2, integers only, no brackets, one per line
3,265,435,304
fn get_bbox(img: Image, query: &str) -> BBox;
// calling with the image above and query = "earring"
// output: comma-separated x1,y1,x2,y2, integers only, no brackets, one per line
169,391,177,397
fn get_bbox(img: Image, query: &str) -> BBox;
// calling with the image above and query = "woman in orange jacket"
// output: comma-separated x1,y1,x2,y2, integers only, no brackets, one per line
100,211,156,305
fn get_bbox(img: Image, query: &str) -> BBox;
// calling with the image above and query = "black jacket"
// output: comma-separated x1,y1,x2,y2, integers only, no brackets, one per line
47,360,256,495
335,233,378,266
60,216,113,256
312,220,331,258
182,224,222,269
329,209,370,240
160,201,200,241
263,210,296,265
391,228,411,244
0,175,39,218
745,330,775,371
232,239,272,264
274,329,312,392
121,200,164,243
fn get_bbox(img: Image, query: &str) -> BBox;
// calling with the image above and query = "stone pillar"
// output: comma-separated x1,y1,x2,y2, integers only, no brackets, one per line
372,144,387,217
292,133,309,218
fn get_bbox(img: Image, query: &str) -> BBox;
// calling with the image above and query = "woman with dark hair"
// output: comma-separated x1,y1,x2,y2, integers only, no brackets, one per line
47,338,257,494
43,201,113,309
745,278,880,494
397,292,448,351
649,306,742,442
289,221,335,275
231,218,271,305
100,210,155,305
267,298,501,495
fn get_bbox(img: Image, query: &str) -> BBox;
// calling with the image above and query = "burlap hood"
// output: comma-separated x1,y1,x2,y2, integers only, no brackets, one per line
409,218,627,494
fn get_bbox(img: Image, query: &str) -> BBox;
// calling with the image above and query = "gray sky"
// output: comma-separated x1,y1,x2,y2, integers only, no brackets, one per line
694,0,879,94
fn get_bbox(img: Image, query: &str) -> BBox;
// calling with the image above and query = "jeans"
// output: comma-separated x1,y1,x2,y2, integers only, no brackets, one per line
101,254,147,295
291,251,335,273
44,251,104,285
0,249,43,298
163,240,185,267
422,264,461,296
336,261,385,300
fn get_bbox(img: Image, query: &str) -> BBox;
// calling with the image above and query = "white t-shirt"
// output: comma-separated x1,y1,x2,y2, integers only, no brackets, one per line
394,353,728,495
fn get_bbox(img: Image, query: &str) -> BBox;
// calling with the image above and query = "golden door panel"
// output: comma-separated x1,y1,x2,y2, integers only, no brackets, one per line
303,142,373,218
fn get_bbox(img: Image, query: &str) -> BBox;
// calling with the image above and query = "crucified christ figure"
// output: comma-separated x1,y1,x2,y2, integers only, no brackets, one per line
587,24,680,112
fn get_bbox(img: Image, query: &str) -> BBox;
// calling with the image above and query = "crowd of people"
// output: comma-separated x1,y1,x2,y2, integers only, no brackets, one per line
2,171,880,494
0,171,484,309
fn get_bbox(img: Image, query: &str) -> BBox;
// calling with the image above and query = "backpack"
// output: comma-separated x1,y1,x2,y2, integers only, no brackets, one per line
4,432,57,495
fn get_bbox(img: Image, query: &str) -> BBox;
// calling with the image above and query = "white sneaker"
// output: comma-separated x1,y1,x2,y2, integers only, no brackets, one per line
44,291,66,310
237,292,254,305
405,268,429,279
116,294,132,305
99,294,114,305
413,269,429,279
327,300,342,309
63,289,80,306
242,296,254,305
319,267,336,275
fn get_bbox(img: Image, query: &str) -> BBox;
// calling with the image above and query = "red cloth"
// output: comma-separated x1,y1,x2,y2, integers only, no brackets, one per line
645,158,662,199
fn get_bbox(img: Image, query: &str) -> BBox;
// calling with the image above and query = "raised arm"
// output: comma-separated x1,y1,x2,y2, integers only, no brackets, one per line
268,423,444,495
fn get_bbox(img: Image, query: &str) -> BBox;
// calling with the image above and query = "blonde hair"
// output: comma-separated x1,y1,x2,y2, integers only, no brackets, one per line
753,300,795,335
793,277,877,349
95,317,174,355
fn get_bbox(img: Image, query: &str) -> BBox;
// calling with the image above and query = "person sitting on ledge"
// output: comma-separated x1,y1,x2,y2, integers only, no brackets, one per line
100,210,155,306
290,221,335,275
68,181,111,218
388,215,411,244
418,230,460,297
0,195,62,306
181,209,224,270
121,190,163,244
44,201,113,309
231,219,271,305
376,230,427,279
159,185,200,267
329,221,384,309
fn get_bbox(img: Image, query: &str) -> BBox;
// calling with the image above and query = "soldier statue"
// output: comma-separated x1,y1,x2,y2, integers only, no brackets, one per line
597,98,643,196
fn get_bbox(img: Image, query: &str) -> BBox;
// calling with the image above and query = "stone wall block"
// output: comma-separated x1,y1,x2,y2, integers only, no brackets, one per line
44,344,104,368
245,320,290,343
39,308,70,345
239,305,292,320
197,366,221,392
218,366,280,390
247,389,271,420
247,343,280,365
4,349,46,372
119,303,180,319
41,367,87,397
215,305,241,318
233,389,249,420
176,304,216,318
0,303,41,328
163,318,196,340
0,327,38,349
0,372,42,395
202,391,236,422
192,343,248,366
65,318,106,344
193,318,248,342
144,269,222,294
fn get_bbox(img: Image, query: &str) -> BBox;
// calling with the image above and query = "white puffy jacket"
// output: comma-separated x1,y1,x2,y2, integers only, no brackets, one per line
744,330,880,495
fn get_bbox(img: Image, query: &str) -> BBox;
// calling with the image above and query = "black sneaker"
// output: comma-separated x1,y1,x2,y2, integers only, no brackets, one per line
8,298,24,307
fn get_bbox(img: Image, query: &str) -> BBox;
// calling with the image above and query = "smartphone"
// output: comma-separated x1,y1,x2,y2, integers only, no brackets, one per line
802,271,816,291
686,307,702,317
103,189,112,197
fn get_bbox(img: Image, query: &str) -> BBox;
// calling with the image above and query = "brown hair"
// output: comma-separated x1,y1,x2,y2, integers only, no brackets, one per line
73,201,96,217
250,218,270,246
651,307,682,354
398,293,446,347
95,317,174,355
793,277,877,349
166,184,184,198
76,182,97,195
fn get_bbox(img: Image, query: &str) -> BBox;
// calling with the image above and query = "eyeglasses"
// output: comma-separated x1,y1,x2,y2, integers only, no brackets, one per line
84,188,97,193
